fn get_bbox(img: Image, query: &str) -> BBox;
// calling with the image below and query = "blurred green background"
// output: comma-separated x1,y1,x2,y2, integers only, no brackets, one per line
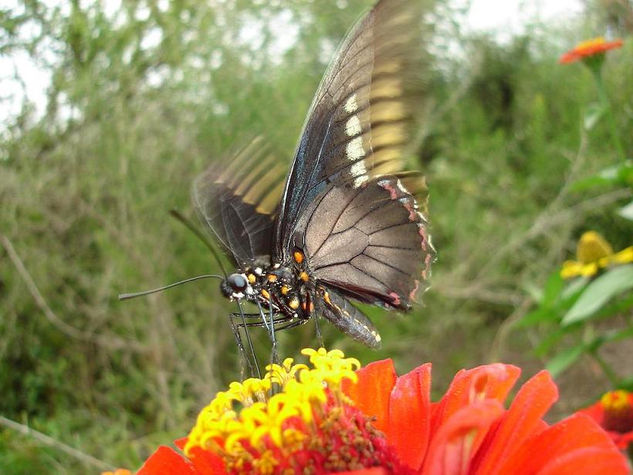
1,0,632,472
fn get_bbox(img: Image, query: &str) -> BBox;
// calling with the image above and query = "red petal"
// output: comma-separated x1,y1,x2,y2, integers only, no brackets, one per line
497,414,628,475
385,363,432,471
538,447,629,475
136,446,197,475
576,401,604,425
174,437,226,474
431,364,520,435
344,359,397,433
422,400,504,475
612,430,633,449
186,446,227,475
471,370,558,474
336,468,390,475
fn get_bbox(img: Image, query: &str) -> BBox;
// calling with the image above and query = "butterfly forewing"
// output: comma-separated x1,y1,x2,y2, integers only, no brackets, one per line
274,0,431,259
192,138,285,267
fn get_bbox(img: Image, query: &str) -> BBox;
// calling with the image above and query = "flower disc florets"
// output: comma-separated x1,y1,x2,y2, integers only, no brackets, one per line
184,348,403,474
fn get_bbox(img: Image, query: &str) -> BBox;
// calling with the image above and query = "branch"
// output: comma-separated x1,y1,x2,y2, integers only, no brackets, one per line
1,234,146,353
0,415,112,470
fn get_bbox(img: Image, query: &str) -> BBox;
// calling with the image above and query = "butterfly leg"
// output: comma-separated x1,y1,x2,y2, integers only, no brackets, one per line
270,317,310,332
236,301,261,379
313,316,324,349
227,315,255,380
257,297,280,367
230,313,294,328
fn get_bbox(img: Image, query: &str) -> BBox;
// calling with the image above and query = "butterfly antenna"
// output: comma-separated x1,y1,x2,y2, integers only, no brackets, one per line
169,209,229,277
119,274,223,300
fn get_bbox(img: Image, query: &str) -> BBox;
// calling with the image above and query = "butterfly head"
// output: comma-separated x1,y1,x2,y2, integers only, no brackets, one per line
221,272,252,300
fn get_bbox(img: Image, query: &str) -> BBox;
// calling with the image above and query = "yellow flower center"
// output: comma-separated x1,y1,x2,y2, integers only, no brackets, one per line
575,37,607,50
183,348,400,474
600,390,633,433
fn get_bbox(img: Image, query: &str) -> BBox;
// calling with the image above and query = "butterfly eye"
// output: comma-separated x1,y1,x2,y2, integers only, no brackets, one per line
227,273,248,292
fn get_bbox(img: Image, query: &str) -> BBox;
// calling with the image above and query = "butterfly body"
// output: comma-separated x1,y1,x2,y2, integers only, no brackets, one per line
194,0,435,349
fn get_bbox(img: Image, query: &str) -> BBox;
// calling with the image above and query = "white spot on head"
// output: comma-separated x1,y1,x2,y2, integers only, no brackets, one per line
345,115,362,137
344,94,358,113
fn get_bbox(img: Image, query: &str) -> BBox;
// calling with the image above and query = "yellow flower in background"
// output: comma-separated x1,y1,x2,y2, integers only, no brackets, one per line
561,231,633,278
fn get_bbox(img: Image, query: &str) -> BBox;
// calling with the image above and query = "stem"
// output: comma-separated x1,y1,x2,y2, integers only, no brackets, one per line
589,348,620,387
592,68,626,161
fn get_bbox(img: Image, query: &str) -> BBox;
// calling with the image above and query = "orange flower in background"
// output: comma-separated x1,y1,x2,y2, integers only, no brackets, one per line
133,349,628,475
559,37,624,64
578,390,633,451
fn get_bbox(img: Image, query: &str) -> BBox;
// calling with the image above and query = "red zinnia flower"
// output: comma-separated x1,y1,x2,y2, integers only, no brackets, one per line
559,37,624,64
577,390,633,451
133,349,628,474
344,359,628,474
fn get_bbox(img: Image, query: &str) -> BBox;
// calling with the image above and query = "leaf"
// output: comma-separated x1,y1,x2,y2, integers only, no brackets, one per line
562,265,633,325
617,200,633,221
524,282,543,302
542,271,565,305
583,102,606,130
569,175,615,192
591,293,633,322
534,327,572,356
546,344,587,377
519,273,585,328
569,161,633,192
561,276,589,299
520,308,557,327
619,378,633,392
616,160,633,184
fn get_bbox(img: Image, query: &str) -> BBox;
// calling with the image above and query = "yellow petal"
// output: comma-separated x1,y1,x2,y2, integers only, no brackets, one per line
576,231,614,263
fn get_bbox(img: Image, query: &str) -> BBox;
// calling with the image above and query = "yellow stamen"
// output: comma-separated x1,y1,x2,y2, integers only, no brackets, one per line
601,390,631,411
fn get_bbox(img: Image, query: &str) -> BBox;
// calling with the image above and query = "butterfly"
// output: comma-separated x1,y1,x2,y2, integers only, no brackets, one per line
192,0,435,351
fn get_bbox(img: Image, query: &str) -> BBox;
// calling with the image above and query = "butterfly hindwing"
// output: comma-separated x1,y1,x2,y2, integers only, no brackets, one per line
294,176,432,310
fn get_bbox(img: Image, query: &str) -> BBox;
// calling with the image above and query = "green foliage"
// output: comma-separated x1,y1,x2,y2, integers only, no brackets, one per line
564,265,633,325
522,265,633,378
1,0,632,472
